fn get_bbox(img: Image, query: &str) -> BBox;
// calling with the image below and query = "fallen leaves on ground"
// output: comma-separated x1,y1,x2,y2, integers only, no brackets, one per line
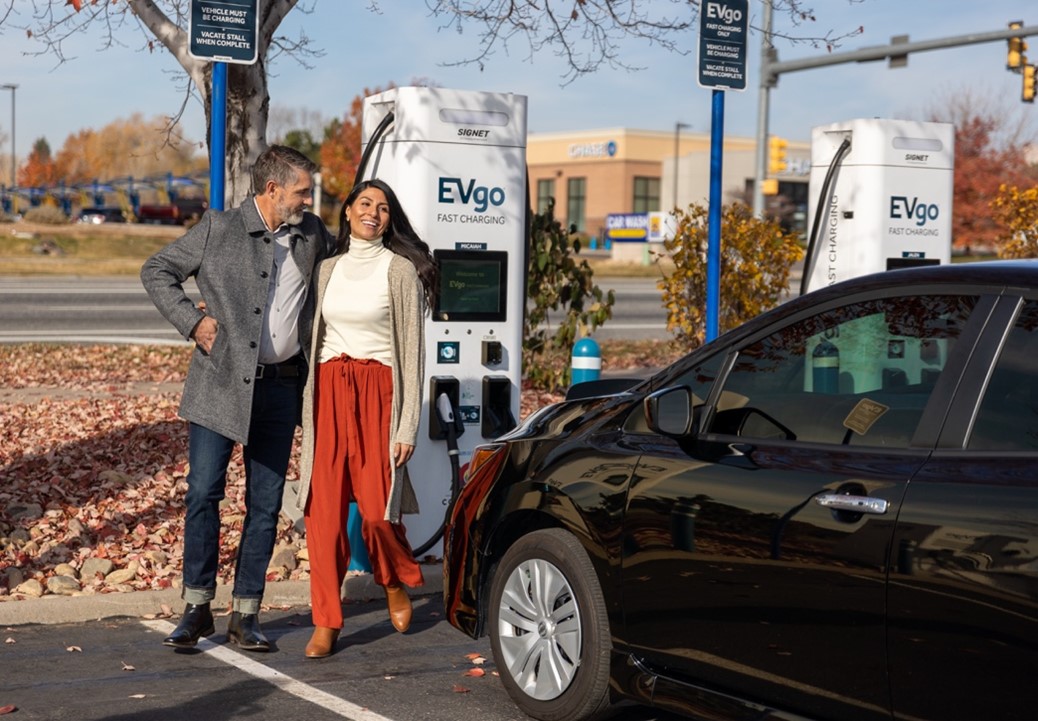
0,340,674,601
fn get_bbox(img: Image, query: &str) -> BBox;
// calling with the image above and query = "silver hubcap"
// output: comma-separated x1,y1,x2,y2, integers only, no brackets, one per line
497,558,582,701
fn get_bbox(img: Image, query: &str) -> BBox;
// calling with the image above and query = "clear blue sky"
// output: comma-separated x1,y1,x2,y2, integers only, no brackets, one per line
0,0,1035,160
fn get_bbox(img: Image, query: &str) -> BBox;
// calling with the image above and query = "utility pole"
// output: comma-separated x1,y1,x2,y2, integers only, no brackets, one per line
1,83,15,187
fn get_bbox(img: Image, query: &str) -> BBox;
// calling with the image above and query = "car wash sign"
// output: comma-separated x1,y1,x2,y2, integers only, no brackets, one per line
606,213,649,243
189,0,259,64
698,0,749,91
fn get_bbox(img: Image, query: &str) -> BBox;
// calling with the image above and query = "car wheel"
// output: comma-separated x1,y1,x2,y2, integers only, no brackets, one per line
488,528,611,721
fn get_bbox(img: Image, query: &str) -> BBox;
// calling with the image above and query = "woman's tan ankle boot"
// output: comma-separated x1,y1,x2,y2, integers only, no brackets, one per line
304,626,340,658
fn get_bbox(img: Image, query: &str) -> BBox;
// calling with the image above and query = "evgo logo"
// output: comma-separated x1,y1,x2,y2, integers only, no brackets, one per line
438,177,506,213
890,196,939,227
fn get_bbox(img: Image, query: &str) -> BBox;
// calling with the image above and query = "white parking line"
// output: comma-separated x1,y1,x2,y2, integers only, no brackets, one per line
141,619,396,721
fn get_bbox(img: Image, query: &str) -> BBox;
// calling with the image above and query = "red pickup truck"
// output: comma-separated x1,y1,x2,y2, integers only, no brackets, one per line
136,197,209,225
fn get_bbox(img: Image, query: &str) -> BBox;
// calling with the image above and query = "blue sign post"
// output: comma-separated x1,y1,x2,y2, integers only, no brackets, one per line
698,0,749,342
188,0,259,211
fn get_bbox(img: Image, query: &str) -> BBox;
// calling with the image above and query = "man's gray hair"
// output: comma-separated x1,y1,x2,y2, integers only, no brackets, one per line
252,145,319,193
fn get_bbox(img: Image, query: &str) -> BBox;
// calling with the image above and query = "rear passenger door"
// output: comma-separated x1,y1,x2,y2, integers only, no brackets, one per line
888,294,1038,721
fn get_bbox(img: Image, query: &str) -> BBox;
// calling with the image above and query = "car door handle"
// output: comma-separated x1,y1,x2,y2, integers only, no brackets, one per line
814,493,889,515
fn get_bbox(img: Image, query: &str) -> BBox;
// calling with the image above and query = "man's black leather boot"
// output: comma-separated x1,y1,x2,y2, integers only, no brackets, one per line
162,603,215,648
227,611,271,652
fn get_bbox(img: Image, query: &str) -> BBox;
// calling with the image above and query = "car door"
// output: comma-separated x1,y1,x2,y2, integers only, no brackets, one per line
887,293,1038,721
621,290,989,721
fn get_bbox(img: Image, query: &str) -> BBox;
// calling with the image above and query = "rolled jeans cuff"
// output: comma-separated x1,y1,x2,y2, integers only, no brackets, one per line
182,585,216,606
232,596,262,614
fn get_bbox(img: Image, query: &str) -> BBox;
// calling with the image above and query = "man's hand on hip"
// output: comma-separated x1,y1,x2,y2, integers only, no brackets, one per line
192,315,219,354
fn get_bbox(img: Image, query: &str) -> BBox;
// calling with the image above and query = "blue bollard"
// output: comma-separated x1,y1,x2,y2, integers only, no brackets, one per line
571,337,602,385
346,502,372,572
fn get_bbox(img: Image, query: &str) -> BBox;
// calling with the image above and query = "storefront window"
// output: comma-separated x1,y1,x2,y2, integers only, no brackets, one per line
567,177,587,232
536,179,555,214
633,176,660,213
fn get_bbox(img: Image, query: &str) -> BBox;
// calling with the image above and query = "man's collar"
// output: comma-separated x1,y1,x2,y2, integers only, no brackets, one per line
243,197,271,235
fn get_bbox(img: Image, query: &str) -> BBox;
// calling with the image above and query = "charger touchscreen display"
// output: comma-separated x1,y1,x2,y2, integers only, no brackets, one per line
434,250,508,322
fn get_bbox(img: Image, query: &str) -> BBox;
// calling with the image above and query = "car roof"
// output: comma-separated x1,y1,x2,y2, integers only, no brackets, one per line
703,259,1038,351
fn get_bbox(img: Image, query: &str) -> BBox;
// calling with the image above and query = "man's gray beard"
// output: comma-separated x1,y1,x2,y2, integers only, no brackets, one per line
284,210,305,226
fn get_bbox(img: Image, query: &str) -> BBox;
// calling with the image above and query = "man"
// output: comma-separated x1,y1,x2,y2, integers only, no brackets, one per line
141,145,334,652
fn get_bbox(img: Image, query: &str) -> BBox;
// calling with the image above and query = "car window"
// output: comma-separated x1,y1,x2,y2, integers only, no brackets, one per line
968,299,1038,451
705,295,978,447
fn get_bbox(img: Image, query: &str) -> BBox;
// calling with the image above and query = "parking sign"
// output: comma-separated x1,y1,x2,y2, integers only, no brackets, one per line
698,0,749,91
189,0,259,65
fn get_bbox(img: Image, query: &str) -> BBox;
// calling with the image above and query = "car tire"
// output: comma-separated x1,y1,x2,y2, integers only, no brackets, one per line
488,528,612,721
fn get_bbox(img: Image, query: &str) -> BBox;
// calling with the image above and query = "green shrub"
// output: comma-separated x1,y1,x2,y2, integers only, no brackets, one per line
22,206,70,225
524,200,615,392
655,202,803,349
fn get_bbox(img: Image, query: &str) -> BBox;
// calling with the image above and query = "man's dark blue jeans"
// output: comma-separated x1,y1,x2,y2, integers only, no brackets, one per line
180,375,300,614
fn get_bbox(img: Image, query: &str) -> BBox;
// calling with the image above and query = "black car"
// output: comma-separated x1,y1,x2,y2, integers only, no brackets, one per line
444,260,1038,721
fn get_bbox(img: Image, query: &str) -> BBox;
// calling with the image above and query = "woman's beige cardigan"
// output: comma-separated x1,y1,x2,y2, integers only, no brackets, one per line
295,252,424,522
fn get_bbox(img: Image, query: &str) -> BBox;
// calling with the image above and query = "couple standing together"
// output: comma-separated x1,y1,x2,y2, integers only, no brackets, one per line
140,145,437,659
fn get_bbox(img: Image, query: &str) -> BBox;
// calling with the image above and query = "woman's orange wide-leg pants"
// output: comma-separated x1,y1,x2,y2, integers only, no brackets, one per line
304,356,424,629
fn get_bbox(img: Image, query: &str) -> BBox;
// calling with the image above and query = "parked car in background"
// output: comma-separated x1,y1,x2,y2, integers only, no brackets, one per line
444,260,1038,721
77,206,127,224
135,197,208,225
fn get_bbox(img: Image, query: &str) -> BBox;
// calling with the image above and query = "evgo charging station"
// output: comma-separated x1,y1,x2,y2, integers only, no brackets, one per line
357,87,529,556
803,118,955,294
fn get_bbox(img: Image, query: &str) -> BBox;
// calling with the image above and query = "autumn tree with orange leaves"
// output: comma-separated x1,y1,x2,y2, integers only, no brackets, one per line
319,84,396,203
18,138,59,188
951,115,1036,252
54,114,206,185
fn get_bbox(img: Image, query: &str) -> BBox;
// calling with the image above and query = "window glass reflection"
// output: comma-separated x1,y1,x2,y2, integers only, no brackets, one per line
707,295,977,447
969,300,1038,451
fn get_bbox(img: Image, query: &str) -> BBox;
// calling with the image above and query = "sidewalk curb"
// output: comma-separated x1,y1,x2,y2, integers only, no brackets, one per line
0,564,443,627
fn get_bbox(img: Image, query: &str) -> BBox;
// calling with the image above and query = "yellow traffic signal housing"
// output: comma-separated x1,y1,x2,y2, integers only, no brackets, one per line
1008,21,1026,71
1024,64,1037,103
768,136,788,175
761,178,779,196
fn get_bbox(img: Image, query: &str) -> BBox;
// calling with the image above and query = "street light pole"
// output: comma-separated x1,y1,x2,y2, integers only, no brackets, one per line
1,83,16,187
673,121,690,210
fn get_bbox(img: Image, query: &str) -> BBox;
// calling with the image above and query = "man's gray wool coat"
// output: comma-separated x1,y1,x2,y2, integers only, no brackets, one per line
140,199,334,444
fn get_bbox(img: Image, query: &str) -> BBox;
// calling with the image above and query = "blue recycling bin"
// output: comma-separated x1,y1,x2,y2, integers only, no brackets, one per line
346,502,372,572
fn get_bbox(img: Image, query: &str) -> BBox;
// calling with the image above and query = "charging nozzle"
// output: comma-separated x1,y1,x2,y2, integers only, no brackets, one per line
436,392,456,426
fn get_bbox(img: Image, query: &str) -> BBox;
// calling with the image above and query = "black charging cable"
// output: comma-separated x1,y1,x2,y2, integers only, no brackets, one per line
412,392,463,557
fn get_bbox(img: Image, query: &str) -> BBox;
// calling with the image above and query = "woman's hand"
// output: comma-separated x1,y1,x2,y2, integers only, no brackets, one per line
393,443,415,468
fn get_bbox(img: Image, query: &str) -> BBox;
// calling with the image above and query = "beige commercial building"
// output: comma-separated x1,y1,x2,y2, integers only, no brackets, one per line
527,128,810,243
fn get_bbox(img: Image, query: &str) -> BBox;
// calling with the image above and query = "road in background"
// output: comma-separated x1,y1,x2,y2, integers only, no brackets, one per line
0,276,199,345
0,276,671,345
0,269,803,346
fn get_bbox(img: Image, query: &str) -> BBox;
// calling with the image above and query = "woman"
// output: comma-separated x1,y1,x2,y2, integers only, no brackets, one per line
296,178,437,659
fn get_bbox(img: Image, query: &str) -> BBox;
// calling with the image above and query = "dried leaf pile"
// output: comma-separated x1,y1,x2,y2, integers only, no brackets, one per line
0,340,675,602
0,344,572,602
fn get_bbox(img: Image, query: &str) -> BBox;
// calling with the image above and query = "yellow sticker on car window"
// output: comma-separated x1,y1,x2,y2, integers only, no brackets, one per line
843,398,890,436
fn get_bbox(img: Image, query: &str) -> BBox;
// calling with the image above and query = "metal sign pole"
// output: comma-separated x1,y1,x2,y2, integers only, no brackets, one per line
706,89,724,342
210,62,227,211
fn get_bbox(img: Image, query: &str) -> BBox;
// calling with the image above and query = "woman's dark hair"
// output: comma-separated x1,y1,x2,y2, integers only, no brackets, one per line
336,178,438,308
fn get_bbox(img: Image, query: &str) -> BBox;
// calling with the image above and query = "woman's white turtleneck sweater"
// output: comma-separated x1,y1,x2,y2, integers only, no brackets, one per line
318,235,393,366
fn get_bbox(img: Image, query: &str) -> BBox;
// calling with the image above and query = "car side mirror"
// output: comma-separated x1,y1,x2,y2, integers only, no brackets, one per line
645,386,694,436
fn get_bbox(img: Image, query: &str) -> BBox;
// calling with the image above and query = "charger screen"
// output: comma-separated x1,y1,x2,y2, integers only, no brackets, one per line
434,249,508,322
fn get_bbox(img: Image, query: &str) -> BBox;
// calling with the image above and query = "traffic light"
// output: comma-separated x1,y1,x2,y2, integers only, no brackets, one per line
1007,21,1026,72
1024,64,1037,103
768,136,788,175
